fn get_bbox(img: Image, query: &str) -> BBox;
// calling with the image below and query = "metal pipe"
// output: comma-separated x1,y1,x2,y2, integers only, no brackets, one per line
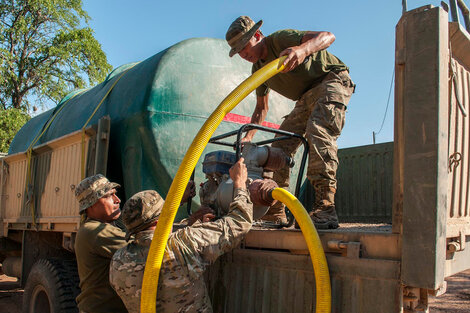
457,0,470,31
450,0,461,23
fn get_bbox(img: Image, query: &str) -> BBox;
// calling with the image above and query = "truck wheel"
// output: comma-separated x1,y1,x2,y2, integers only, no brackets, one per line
23,259,80,313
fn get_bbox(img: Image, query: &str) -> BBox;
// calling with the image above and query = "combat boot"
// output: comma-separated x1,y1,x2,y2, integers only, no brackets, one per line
309,186,339,229
261,201,288,225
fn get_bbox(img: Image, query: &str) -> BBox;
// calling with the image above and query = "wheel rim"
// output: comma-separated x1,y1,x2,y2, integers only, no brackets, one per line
30,284,51,313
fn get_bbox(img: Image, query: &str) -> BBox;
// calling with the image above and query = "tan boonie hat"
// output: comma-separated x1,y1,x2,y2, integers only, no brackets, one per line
122,190,164,241
226,16,263,57
75,174,120,213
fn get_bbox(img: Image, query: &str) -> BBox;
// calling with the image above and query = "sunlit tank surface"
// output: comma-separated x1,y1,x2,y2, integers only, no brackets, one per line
9,38,295,219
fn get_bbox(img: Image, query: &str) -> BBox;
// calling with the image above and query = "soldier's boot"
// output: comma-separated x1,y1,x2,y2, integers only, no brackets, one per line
309,187,339,229
261,201,288,225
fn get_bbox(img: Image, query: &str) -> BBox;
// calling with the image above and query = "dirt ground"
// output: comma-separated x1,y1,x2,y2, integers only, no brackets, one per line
1,268,469,312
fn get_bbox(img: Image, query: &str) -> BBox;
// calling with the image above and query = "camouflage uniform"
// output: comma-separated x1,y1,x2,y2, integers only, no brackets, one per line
271,70,355,190
226,18,355,227
109,188,253,313
74,174,128,313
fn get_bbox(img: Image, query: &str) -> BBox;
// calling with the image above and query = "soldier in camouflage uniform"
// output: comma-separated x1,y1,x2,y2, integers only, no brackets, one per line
74,174,128,313
225,16,355,229
109,158,253,312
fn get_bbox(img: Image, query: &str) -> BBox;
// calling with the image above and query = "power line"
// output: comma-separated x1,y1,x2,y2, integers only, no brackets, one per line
373,67,394,144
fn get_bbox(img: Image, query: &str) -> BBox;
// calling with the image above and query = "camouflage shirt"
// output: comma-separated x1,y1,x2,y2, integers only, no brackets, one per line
109,188,253,313
253,29,348,101
75,218,128,313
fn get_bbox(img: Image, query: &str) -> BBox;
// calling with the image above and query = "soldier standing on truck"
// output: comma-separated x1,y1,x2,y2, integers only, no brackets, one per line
74,174,128,313
109,158,253,312
225,16,355,229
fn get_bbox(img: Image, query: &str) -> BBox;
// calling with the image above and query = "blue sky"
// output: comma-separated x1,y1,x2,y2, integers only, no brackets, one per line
80,0,445,148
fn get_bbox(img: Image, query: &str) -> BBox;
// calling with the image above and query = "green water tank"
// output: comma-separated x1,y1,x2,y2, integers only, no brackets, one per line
9,37,295,219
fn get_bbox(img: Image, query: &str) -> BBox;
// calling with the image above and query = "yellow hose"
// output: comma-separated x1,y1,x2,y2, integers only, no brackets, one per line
141,56,330,313
271,188,331,313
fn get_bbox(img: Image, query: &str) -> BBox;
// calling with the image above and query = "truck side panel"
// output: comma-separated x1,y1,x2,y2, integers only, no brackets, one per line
208,249,401,313
1,129,95,235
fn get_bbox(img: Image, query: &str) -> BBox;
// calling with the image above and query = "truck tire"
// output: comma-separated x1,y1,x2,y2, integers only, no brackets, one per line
23,258,80,313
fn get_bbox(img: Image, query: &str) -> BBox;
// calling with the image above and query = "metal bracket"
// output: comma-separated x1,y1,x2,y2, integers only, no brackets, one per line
447,230,466,253
327,240,361,258
428,281,447,297
403,287,428,312
62,232,75,253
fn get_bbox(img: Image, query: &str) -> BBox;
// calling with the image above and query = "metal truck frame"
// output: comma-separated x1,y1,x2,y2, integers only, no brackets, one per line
0,5,469,313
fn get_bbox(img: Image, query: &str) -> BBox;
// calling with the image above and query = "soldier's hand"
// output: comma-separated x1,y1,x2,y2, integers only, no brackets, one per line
181,180,196,204
230,158,248,189
188,205,216,225
280,46,307,73
241,136,252,143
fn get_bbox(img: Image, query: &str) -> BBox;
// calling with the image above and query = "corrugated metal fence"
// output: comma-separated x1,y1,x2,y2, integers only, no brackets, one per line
300,142,393,223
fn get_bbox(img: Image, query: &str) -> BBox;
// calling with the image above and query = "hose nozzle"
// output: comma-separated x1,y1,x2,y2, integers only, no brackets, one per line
248,179,279,206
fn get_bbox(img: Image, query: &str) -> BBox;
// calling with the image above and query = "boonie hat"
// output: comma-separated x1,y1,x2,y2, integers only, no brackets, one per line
122,190,164,241
226,16,263,57
75,174,120,213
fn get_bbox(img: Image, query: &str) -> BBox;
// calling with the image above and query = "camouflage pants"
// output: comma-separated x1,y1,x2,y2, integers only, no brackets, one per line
272,70,355,190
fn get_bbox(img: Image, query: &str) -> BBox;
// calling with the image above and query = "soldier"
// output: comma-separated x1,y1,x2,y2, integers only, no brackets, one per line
74,174,128,313
225,16,355,229
109,158,253,312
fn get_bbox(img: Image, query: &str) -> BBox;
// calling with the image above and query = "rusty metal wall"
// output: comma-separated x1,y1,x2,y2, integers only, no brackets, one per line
447,53,470,238
207,249,401,313
300,142,393,223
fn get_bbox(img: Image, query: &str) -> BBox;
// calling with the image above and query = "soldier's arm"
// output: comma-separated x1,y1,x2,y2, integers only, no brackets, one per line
280,31,335,72
243,94,269,142
171,188,253,265
170,159,253,264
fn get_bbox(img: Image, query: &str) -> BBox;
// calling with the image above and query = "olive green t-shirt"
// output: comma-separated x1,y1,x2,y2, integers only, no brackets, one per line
253,29,349,101
74,218,128,313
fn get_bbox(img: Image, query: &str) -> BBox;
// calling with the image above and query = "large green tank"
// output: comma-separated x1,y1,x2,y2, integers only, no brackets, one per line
9,37,294,219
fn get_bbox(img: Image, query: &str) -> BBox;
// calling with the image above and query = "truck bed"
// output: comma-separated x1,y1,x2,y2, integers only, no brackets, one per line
246,223,398,260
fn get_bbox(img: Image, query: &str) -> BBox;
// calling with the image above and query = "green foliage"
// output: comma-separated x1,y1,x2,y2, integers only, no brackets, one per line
0,0,112,111
0,108,30,153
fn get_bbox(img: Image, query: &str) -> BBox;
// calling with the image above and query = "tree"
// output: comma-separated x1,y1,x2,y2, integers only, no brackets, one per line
0,0,113,112
0,108,30,153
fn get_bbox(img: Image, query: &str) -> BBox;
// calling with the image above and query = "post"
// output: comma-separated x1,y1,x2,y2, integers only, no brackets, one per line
394,7,449,290
450,0,461,23
94,116,111,176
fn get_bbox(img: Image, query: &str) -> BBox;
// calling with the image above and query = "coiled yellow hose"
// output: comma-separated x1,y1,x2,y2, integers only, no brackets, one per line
271,188,331,313
141,56,330,313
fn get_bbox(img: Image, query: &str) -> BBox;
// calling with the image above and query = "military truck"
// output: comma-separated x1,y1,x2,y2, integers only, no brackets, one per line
1,4,469,313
